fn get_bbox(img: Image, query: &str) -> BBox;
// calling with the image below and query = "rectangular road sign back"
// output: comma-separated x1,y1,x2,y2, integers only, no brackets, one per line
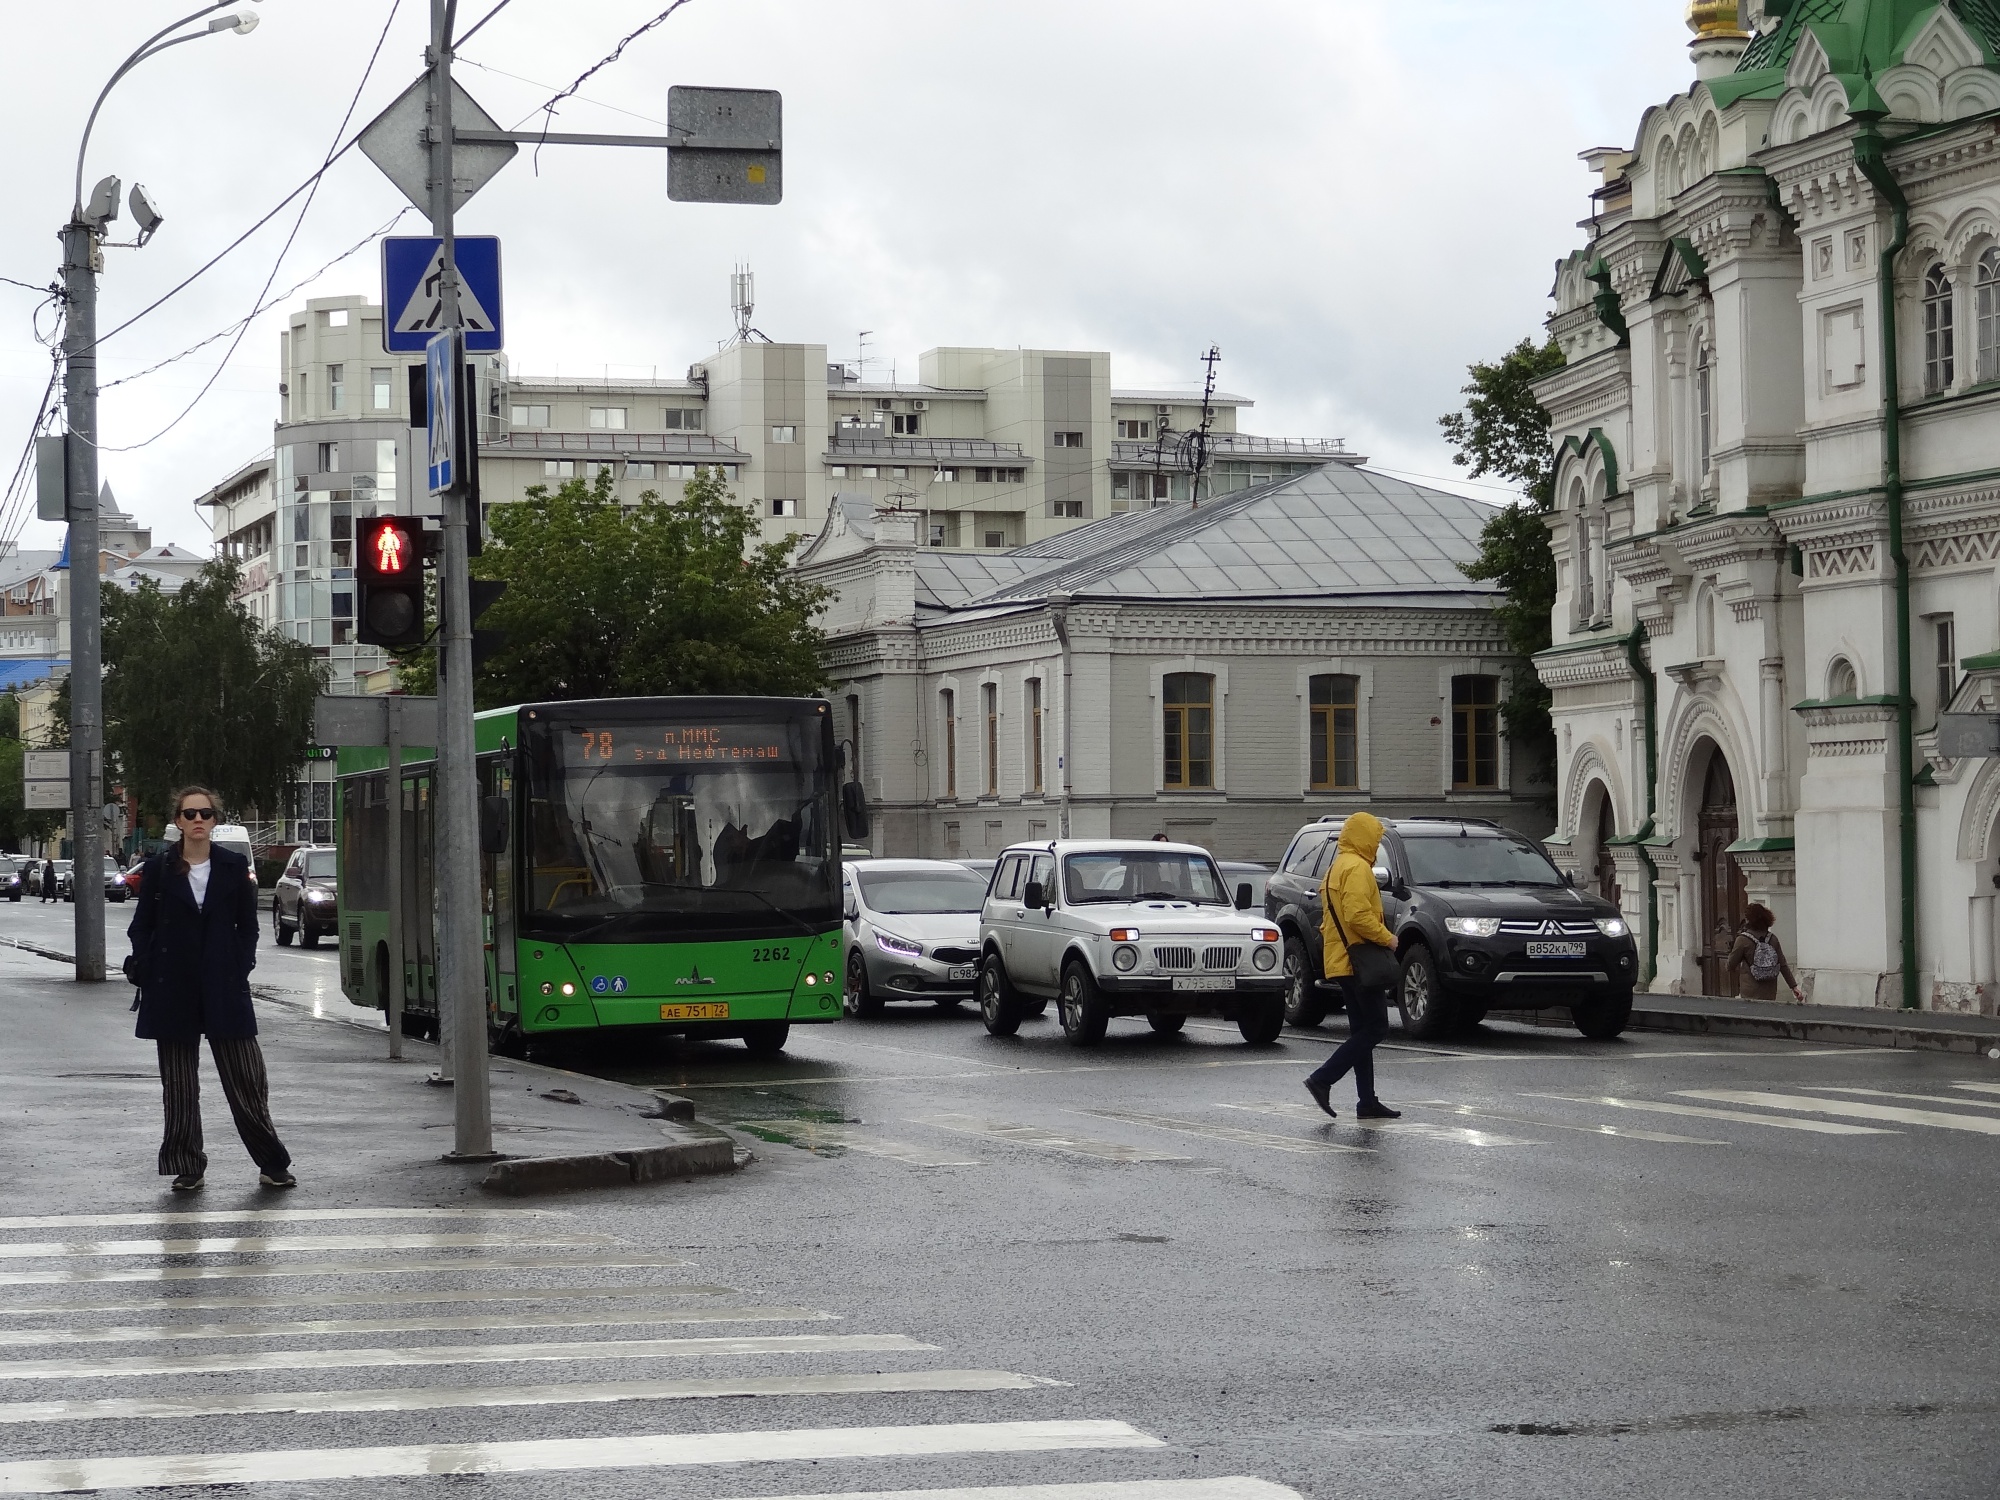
24,781,68,810
1938,713,2000,759
314,695,440,749
668,87,781,205
23,750,68,782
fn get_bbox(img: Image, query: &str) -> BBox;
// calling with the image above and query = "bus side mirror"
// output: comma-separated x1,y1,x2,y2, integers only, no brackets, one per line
1234,882,1253,910
479,796,509,855
841,781,871,841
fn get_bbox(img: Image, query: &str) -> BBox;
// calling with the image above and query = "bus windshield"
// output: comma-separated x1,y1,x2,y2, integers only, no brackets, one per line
523,714,837,940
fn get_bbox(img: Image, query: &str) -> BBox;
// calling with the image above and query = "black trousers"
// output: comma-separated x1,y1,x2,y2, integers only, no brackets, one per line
1306,977,1391,1104
156,1036,291,1177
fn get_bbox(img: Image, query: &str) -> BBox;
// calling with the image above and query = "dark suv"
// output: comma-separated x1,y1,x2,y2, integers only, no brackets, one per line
1265,817,1638,1040
272,845,338,948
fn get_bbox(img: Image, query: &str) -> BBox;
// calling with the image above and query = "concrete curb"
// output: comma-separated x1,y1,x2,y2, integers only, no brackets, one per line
481,1135,739,1195
1630,1004,2000,1056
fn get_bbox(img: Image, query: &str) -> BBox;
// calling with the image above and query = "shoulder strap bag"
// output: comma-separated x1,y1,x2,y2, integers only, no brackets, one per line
1327,879,1401,994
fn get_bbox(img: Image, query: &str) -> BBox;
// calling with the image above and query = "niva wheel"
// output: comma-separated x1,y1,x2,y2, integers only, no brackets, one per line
1057,962,1109,1046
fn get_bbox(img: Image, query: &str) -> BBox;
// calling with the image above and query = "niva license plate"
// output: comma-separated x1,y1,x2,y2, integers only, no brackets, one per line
1172,976,1236,992
1524,941,1587,958
659,1002,731,1021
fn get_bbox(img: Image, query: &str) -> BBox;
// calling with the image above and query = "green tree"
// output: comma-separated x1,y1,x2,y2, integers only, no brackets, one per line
100,559,330,824
398,467,831,708
1441,336,1567,756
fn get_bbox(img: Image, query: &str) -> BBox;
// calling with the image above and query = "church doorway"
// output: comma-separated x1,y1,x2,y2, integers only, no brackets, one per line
1591,792,1619,907
1696,751,1746,995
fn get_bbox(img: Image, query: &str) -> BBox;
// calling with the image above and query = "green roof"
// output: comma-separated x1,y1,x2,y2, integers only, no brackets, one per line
1719,1,2000,108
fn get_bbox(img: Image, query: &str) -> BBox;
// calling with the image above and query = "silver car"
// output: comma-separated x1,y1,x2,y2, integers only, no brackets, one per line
842,859,992,1015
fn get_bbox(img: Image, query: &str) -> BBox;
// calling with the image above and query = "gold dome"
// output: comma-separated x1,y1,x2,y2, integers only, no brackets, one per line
1687,0,1748,37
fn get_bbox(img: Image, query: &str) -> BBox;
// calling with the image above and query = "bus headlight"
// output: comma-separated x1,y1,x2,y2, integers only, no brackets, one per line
805,973,816,986
560,982,576,996
1112,945,1138,972
1252,946,1277,971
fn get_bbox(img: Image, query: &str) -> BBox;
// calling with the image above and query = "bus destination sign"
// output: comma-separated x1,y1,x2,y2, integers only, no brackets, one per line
570,726,791,765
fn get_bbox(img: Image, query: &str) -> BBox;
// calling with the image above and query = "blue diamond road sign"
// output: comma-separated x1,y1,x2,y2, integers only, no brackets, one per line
382,236,503,354
426,331,460,495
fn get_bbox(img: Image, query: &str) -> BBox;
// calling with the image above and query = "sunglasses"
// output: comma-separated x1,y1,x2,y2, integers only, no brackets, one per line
177,808,218,822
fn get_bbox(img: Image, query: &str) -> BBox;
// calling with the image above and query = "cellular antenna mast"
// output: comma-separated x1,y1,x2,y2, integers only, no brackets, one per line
729,264,770,344
1190,345,1221,507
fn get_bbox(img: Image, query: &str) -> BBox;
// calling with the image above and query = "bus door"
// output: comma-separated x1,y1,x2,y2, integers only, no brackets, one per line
405,770,437,1017
479,754,518,1024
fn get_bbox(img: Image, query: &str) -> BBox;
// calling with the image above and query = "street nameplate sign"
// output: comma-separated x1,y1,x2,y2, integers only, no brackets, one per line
23,750,68,782
426,332,460,495
1937,713,2000,759
667,87,781,205
358,75,518,214
315,695,440,750
24,781,68,811
35,437,66,522
383,236,503,353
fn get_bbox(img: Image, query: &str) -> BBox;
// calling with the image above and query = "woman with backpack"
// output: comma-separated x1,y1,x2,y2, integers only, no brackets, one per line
126,785,294,1193
1727,903,1805,1002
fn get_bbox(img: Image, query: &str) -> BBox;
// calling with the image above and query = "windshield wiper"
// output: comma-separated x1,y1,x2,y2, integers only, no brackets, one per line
733,888,823,939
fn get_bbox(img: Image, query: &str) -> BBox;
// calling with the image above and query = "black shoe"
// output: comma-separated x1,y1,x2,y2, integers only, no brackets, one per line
170,1172,204,1193
1356,1101,1402,1120
1304,1080,1337,1119
259,1170,297,1189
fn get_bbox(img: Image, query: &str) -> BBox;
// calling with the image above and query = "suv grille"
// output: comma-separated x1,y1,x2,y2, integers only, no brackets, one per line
1497,920,1598,938
930,945,978,965
1154,946,1197,971
1203,946,1242,971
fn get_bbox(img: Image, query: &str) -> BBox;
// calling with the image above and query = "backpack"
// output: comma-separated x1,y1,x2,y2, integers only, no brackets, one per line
1747,931,1780,982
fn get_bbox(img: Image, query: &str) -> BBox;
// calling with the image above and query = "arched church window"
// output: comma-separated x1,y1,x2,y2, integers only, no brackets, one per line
1924,263,1956,394
1977,247,2000,385
1573,480,1594,623
1696,586,1717,658
1827,657,1857,701
1696,345,1714,475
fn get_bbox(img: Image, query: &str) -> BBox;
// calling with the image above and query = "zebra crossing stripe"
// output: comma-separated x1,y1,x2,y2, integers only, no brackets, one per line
0,1231,613,1262
0,1208,560,1232
918,1115,1190,1162
0,1369,1052,1427
0,1419,1162,1493
0,1332,933,1382
1676,1090,2000,1135
0,1304,835,1347
729,1482,1300,1500
0,1254,691,1288
1526,1094,1894,1135
0,1282,733,1318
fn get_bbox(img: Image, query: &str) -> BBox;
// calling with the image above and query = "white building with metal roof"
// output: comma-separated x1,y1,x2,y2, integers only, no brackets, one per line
798,461,1547,862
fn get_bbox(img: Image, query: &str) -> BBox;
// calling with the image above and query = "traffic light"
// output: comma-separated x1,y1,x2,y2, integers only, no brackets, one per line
356,515,428,647
469,579,508,669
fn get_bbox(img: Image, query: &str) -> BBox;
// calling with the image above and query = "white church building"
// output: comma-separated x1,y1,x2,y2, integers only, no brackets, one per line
1534,0,2000,1011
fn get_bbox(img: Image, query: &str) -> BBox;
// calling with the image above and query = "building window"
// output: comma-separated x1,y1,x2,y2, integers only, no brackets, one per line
589,407,627,430
370,367,392,412
1695,346,1713,475
893,413,922,435
1924,263,1955,394
513,404,550,428
1451,675,1501,791
544,460,576,478
893,467,909,480
1052,430,1084,448
771,498,798,517
1028,678,1044,794
662,408,702,430
327,365,345,412
627,462,656,478
861,466,878,479
983,683,999,797
829,466,848,479
1937,615,1957,716
323,308,349,328
1977,247,2000,385
317,442,340,473
983,529,1004,548
936,468,958,483
941,690,957,799
1827,656,1858,701
1162,673,1215,790
1116,419,1151,439
928,523,946,548
847,694,862,782
1051,500,1083,518
976,467,994,483
1309,675,1359,791
770,425,796,444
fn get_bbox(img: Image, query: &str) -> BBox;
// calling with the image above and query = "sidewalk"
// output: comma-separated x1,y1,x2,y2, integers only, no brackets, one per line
0,943,740,1211
1628,991,2000,1055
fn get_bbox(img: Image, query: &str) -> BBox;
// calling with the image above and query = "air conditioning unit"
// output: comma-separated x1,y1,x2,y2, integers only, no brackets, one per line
1155,404,1171,416
911,399,928,412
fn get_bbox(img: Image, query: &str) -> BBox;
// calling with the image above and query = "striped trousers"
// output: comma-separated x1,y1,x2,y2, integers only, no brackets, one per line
156,1036,291,1178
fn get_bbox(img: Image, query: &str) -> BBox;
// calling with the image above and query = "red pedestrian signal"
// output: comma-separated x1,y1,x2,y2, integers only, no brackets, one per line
359,517,418,581
356,517,429,647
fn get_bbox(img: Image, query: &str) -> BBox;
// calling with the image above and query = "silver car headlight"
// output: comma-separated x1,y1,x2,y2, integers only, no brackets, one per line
1445,917,1502,938
1252,945,1277,971
1112,945,1139,972
874,932,922,959
1595,917,1628,938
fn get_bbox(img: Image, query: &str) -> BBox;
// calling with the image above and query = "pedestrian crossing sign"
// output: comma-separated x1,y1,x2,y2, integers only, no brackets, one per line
382,236,503,354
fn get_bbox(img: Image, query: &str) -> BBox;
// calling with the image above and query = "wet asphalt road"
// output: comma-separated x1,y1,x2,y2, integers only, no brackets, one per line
10,896,2000,1498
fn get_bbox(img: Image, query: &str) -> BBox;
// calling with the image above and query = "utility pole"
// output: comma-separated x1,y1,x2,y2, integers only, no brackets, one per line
61,216,106,984
425,0,493,1158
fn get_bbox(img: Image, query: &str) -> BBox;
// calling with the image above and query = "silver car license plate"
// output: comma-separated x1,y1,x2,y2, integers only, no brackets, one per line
1172,976,1236,992
1525,941,1587,958
947,965,977,982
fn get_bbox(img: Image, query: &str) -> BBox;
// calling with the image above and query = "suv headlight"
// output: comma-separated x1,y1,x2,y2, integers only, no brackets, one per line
305,887,334,904
874,932,922,958
1112,945,1139,972
1595,917,1629,938
1445,917,1502,938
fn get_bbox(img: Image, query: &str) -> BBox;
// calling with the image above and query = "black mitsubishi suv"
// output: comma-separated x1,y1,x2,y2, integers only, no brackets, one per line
1265,816,1638,1041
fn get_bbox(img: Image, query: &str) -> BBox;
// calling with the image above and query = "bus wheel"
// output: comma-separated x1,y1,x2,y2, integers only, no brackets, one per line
741,1022,790,1056
494,1024,528,1060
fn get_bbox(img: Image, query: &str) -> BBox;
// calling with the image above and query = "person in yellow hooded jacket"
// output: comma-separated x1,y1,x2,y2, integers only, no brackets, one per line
1304,812,1402,1120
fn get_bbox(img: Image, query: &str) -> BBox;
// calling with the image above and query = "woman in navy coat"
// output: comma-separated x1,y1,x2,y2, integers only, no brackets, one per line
127,786,293,1192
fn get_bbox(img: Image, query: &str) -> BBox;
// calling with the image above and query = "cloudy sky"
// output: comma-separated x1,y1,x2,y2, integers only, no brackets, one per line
1,1,1697,554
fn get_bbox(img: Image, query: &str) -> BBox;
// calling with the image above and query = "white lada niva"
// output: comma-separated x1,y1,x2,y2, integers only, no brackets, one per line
976,840,1288,1046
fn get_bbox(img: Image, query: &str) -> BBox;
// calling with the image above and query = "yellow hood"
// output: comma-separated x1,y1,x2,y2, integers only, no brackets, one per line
1337,812,1383,865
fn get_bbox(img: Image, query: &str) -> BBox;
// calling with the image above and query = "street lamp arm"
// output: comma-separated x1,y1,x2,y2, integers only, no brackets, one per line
73,1,245,213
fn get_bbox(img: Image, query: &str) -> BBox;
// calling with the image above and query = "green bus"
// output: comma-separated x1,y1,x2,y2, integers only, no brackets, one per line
336,695,855,1056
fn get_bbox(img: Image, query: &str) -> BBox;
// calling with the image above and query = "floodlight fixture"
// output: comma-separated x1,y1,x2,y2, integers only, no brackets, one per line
128,184,164,241
82,176,122,227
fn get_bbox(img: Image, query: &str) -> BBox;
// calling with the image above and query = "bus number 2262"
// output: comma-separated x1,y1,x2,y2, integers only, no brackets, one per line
751,946,793,963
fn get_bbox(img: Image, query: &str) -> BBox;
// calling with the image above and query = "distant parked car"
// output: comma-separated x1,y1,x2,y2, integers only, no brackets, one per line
272,845,338,947
1217,861,1272,913
64,856,128,904
0,856,21,902
954,858,997,882
122,857,146,894
842,859,992,1015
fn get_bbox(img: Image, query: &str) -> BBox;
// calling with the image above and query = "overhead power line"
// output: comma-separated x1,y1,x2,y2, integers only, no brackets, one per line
521,0,700,161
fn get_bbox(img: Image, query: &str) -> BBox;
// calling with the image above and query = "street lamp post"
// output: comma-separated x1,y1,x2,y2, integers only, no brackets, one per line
61,2,261,982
